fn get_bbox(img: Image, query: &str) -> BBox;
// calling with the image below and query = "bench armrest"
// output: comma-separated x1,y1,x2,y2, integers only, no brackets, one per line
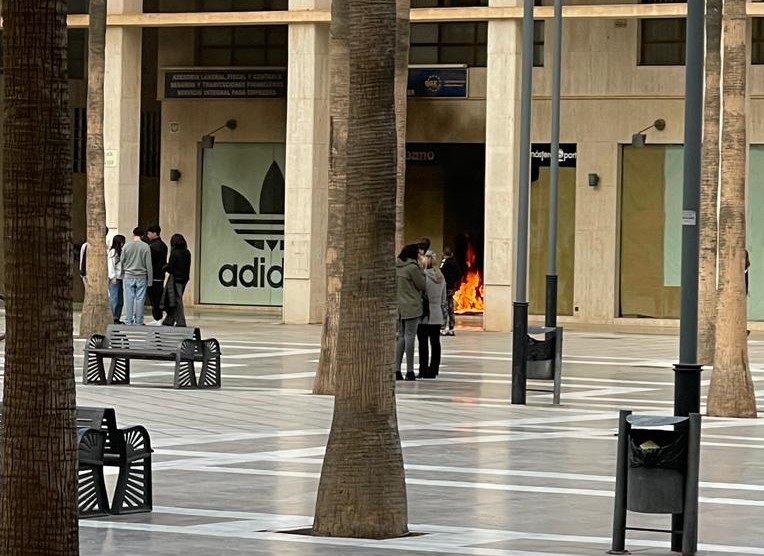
85,334,109,351
202,337,221,355
120,425,153,461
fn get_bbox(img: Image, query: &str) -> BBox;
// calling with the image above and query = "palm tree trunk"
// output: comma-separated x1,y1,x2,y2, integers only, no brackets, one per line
707,0,756,417
0,1,79,553
313,0,350,396
394,0,410,251
313,0,408,538
79,0,112,337
698,0,722,366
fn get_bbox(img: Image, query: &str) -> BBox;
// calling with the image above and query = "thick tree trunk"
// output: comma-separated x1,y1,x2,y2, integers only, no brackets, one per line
394,0,410,251
313,0,350,396
698,0,722,366
79,0,112,337
0,2,79,554
313,0,408,538
707,0,756,417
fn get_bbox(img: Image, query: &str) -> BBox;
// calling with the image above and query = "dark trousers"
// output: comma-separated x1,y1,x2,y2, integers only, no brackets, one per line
148,279,164,321
417,324,442,377
445,288,456,331
163,282,186,327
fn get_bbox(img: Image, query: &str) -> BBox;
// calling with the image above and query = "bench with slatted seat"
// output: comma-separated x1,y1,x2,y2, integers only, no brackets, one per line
77,406,153,515
0,404,109,518
83,325,222,389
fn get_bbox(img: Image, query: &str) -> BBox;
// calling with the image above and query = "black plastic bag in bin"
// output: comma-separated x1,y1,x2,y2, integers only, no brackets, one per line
628,429,687,471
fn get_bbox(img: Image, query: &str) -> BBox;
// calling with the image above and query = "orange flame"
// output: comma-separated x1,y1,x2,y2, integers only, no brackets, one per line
453,241,484,313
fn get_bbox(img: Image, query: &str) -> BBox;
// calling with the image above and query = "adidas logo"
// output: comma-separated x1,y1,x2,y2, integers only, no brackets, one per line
218,160,285,289
221,160,285,251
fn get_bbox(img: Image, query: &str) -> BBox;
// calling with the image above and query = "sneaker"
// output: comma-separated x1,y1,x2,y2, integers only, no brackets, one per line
396,371,404,381
146,319,162,326
405,372,416,381
446,329,455,336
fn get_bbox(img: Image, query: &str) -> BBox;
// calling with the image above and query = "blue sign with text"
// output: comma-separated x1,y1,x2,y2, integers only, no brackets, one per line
407,68,468,98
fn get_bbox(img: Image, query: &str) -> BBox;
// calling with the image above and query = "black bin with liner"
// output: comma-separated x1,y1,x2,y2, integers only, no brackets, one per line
524,326,563,405
610,411,701,556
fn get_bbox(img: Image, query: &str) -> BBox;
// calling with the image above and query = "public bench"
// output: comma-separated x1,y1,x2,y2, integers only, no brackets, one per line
0,405,152,518
77,406,153,516
83,325,222,389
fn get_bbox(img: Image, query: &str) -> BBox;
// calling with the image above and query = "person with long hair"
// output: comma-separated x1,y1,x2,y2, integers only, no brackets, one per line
395,243,426,381
107,234,126,324
161,233,191,327
417,250,447,378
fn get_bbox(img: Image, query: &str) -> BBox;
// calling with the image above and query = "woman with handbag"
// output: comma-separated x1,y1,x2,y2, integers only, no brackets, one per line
395,243,426,381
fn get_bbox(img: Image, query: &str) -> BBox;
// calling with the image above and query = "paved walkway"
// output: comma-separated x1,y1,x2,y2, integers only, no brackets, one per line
48,313,764,554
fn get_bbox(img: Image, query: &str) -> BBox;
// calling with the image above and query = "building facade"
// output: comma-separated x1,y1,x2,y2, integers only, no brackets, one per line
58,0,764,330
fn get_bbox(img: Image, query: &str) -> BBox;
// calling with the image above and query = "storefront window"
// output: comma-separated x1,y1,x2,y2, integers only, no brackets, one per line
620,145,683,318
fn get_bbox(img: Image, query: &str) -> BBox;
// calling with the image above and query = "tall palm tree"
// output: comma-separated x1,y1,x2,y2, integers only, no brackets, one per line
698,0,722,366
313,0,350,395
707,0,756,417
313,0,408,538
79,0,112,337
395,0,410,250
0,1,80,553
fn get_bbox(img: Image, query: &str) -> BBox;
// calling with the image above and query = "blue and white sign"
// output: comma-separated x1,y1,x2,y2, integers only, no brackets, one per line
407,68,468,98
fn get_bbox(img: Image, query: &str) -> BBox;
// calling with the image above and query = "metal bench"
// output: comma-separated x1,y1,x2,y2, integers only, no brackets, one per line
77,407,153,515
83,324,222,389
0,404,110,518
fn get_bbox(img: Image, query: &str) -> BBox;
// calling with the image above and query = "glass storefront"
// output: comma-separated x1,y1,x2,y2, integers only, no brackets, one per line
199,142,285,306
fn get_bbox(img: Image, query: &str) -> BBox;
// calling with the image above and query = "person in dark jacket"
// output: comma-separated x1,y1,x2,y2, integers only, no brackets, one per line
395,243,426,381
440,246,461,335
147,224,169,324
161,233,191,327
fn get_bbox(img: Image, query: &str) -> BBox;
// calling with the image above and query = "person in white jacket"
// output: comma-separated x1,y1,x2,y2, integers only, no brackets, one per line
108,235,126,324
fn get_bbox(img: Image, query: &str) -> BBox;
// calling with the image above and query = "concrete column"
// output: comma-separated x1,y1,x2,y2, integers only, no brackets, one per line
282,0,330,324
483,0,523,331
104,0,142,236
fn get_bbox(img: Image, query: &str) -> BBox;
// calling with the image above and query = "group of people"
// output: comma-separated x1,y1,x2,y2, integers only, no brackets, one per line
395,237,461,381
81,225,191,327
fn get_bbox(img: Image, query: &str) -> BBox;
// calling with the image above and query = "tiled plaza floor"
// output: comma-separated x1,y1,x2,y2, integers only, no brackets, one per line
31,311,764,555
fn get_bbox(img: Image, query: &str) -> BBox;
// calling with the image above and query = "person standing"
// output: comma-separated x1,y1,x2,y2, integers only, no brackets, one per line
121,227,153,325
395,243,426,381
107,234,126,324
146,225,168,325
417,251,447,378
161,234,191,327
440,246,460,336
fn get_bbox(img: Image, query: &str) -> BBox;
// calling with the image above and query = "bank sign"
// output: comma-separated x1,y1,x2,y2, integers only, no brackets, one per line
199,143,285,306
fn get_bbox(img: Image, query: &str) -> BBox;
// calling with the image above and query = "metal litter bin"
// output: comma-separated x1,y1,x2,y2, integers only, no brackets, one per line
525,326,563,405
610,410,701,555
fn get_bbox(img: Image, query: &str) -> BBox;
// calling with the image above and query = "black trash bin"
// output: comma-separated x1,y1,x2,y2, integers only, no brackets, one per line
525,326,563,405
610,411,701,555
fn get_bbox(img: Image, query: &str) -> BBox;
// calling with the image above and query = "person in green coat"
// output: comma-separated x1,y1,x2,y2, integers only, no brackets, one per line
395,243,426,381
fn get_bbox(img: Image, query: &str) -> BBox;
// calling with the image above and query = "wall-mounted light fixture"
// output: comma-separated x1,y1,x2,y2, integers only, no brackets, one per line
170,169,182,182
201,118,238,149
588,173,600,187
631,118,666,148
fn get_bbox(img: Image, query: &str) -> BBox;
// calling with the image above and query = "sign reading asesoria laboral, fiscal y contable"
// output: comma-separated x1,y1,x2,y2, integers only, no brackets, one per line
200,143,285,306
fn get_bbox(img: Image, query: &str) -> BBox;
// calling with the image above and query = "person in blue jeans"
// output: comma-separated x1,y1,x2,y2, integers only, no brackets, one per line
121,227,153,325
107,234,126,324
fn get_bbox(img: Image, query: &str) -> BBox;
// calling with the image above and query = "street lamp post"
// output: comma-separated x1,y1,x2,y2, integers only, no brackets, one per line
511,0,535,405
672,0,704,551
